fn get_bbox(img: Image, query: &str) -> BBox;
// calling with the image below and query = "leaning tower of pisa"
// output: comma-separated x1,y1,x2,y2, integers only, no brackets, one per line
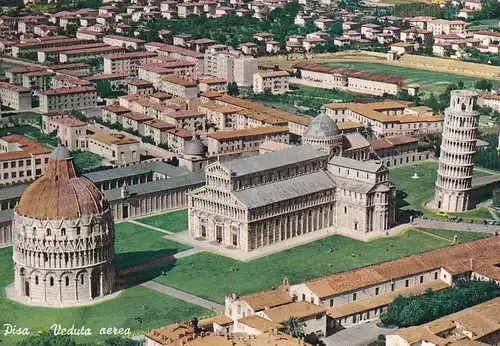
432,90,479,213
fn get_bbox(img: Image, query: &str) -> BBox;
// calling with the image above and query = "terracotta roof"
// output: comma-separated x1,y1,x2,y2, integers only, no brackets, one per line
144,119,175,130
237,315,282,332
207,126,289,140
258,70,289,78
263,301,326,323
198,315,233,327
166,128,194,139
53,117,87,127
15,149,108,220
103,34,145,44
0,82,31,93
0,135,52,162
122,112,153,122
327,280,450,318
166,110,204,119
304,236,500,299
89,132,138,145
104,104,130,114
240,289,293,312
40,86,96,96
162,76,197,87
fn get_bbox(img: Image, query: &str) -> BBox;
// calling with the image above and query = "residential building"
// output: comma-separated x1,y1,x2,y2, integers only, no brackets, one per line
478,94,500,111
198,77,228,93
204,47,258,87
54,117,88,151
0,82,32,110
39,86,97,113
103,51,158,77
143,119,175,145
0,135,51,184
159,76,199,99
370,134,434,167
253,70,290,94
206,126,289,158
103,34,145,50
87,132,140,165
427,19,466,36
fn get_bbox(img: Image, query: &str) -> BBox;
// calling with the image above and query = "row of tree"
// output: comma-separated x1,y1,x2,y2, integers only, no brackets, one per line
381,280,500,328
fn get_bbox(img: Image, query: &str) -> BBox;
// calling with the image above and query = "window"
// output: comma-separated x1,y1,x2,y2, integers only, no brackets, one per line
434,272,438,280
405,279,409,287
375,287,379,296
46,229,51,236
76,227,81,235
330,299,334,307
81,275,85,285
344,206,347,214
352,293,357,301
61,228,66,236
420,276,424,284
50,277,54,286
65,277,69,286
302,294,306,301
35,276,39,285
391,283,395,291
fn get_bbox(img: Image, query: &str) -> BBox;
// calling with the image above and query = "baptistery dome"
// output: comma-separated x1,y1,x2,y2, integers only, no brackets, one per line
10,144,115,307
183,135,207,157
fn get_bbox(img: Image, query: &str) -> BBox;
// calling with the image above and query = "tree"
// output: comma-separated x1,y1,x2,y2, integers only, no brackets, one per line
16,332,77,346
475,79,493,91
304,332,326,346
282,317,305,338
227,82,240,96
457,80,465,89
329,21,343,37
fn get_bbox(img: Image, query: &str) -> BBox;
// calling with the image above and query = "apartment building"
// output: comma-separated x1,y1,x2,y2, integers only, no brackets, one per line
122,112,154,134
59,45,126,63
22,71,55,92
206,126,289,158
103,34,146,50
41,111,69,134
11,38,85,58
198,77,228,93
87,132,140,165
204,47,258,87
0,135,51,184
103,51,157,77
143,119,175,145
39,86,97,113
253,70,290,94
159,76,199,99
324,101,443,138
0,82,32,110
427,19,466,35
160,110,206,132
145,42,204,75
478,94,500,111
166,128,195,153
37,42,109,63
197,102,241,131
54,117,88,151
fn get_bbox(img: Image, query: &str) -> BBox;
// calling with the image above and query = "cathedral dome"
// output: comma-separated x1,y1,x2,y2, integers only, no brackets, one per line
184,135,206,156
304,108,340,138
16,146,108,220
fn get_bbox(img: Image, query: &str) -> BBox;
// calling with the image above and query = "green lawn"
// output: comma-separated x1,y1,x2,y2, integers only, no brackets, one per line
0,228,208,344
114,222,191,270
71,151,103,172
325,62,500,93
0,125,39,136
136,209,189,233
390,160,495,221
422,229,492,243
151,229,451,304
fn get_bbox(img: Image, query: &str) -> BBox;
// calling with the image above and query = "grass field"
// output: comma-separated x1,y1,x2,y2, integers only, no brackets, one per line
136,209,189,233
150,229,457,304
423,228,492,243
115,222,191,270
0,125,57,148
390,161,495,221
325,62,500,93
71,151,104,172
0,247,211,345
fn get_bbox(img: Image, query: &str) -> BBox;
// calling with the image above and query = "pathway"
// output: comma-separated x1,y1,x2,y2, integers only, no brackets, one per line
488,208,499,221
141,281,224,314
128,219,174,235
412,218,500,234
413,229,451,242
323,319,398,346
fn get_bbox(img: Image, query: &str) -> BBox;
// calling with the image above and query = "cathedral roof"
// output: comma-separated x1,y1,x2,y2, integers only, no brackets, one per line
16,145,108,220
304,108,340,138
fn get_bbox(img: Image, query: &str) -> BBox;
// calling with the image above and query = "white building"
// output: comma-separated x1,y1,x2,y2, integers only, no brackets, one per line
39,86,97,113
204,46,258,87
253,70,290,94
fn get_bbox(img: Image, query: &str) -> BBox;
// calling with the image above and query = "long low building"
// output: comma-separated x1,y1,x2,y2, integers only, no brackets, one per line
206,125,290,158
324,101,443,138
224,236,500,339
293,62,405,96
39,86,97,113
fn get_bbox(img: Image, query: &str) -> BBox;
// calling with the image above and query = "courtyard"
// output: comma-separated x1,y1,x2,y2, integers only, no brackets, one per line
135,209,189,233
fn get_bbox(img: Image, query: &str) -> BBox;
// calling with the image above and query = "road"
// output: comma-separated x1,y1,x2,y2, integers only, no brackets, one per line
323,320,398,346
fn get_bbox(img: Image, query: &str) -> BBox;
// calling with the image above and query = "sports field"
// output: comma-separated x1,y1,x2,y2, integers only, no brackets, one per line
325,62,500,93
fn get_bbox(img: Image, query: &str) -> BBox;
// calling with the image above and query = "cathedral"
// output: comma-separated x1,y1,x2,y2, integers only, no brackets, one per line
9,144,115,307
188,112,396,252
